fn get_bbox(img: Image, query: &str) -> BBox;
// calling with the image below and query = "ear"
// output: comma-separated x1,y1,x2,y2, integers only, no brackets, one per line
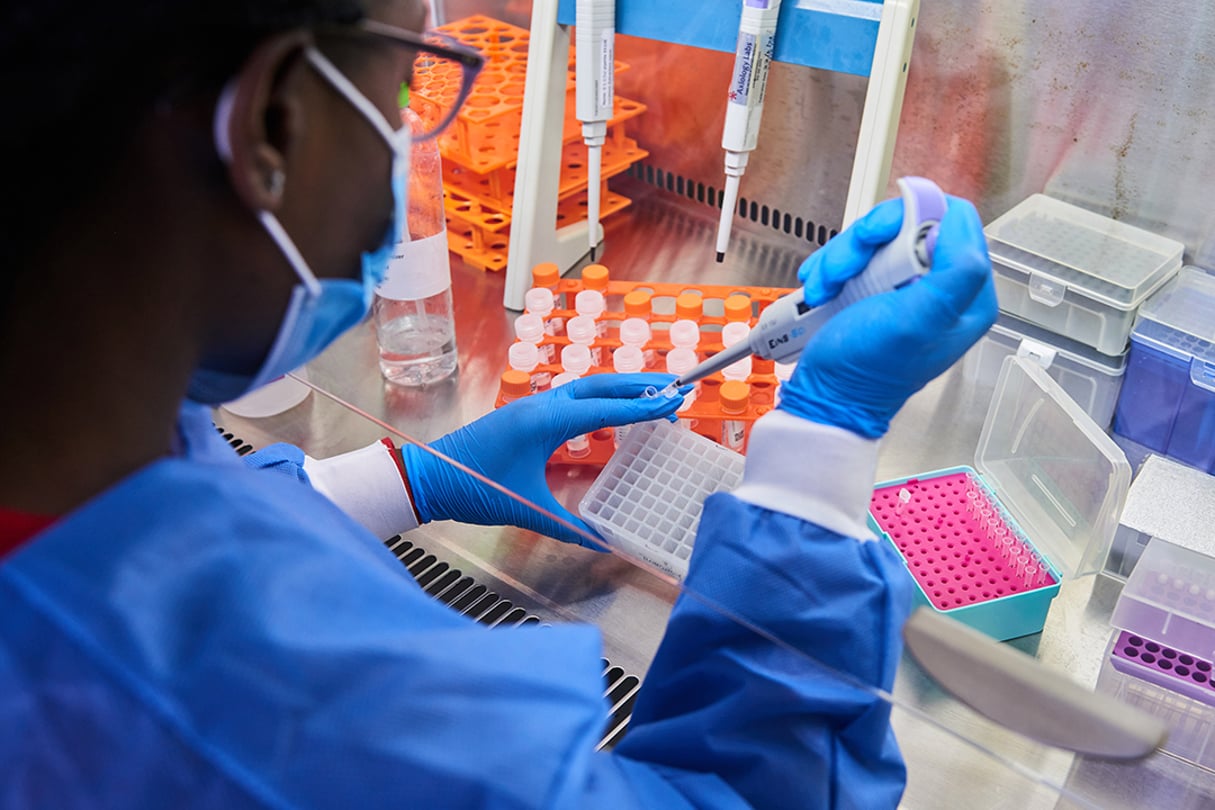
216,30,313,213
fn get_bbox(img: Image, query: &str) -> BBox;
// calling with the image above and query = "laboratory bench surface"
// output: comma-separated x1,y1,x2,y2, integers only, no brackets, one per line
216,178,1215,808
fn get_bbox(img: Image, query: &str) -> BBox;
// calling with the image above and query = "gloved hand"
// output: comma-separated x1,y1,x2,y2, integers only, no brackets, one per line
402,373,684,547
778,194,997,438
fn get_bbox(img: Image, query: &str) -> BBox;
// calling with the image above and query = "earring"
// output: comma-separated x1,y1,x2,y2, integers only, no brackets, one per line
267,170,285,197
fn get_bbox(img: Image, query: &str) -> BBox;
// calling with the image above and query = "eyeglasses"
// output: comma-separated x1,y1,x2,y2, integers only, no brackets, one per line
346,19,486,142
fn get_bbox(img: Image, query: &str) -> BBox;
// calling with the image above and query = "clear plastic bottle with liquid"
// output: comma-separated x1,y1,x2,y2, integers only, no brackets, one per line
373,106,458,386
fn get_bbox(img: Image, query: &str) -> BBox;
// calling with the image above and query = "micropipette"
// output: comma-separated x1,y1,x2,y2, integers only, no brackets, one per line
672,177,947,390
576,0,616,262
715,0,783,263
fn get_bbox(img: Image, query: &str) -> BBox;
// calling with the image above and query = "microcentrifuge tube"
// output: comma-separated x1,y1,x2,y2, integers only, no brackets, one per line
642,386,660,399
552,372,592,457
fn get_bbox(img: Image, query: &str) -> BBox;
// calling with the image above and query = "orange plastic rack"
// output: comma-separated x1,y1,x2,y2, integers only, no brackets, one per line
495,269,797,464
442,130,647,213
447,186,633,272
408,15,650,273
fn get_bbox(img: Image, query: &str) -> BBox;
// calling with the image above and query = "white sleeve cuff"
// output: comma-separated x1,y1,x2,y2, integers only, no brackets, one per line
303,441,421,540
732,410,880,541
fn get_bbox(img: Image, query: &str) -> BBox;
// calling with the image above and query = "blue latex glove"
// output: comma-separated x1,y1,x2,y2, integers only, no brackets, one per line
778,194,997,438
402,373,684,547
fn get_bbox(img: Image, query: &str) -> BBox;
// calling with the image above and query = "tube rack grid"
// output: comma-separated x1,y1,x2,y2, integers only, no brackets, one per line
495,271,797,465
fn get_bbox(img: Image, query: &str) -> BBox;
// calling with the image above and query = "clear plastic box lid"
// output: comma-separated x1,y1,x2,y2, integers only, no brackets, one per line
1130,266,1215,367
985,194,1183,309
1110,538,1215,651
976,356,1132,578
992,312,1127,375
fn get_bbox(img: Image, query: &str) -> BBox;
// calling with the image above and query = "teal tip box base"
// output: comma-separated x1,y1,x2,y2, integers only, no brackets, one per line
868,467,1062,641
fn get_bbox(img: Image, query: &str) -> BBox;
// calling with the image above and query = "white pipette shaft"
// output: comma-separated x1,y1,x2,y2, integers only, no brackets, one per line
715,0,782,262
576,0,615,260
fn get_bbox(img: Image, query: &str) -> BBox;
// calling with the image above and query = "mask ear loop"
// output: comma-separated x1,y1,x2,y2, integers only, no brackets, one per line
212,79,323,299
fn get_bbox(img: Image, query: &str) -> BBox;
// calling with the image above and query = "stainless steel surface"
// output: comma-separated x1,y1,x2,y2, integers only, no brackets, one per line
218,181,1214,804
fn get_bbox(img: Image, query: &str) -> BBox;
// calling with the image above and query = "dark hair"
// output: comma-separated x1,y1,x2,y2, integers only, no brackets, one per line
0,0,366,276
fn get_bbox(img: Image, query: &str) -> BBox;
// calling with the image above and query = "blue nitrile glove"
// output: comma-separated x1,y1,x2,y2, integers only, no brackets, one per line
778,194,997,438
402,373,685,547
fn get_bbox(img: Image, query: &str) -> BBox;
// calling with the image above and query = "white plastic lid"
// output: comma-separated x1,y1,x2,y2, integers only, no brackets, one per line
722,321,752,347
669,319,701,349
561,343,593,375
612,345,645,374
1130,266,1215,369
508,340,540,372
513,312,544,343
575,289,606,317
619,317,651,346
976,356,1131,578
566,314,598,344
524,287,555,316
551,371,578,389
774,361,796,381
666,347,698,376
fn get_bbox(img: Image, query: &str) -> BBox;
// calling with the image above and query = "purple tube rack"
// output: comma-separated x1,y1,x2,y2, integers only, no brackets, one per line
869,471,1058,612
1110,630,1215,708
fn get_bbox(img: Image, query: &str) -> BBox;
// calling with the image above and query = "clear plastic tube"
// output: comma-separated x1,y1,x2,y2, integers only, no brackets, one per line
620,317,656,369
551,372,591,457
566,314,601,366
575,290,608,339
561,343,593,377
514,312,555,364
508,340,551,392
666,347,700,428
612,346,646,448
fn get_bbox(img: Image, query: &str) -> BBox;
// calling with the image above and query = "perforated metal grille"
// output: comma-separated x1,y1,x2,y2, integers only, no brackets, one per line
625,161,840,247
385,534,640,749
214,425,640,749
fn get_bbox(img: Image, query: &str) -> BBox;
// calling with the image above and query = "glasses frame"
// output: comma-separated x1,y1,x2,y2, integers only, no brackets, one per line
334,19,486,142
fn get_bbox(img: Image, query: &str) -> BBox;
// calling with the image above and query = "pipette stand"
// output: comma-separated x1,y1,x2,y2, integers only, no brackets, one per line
505,0,603,311
504,0,920,311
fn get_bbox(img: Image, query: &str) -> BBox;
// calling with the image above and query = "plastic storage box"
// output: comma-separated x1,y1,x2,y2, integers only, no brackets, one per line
579,420,745,580
1107,454,1215,580
984,194,1183,356
1110,539,1215,659
1113,267,1215,474
1095,538,1215,769
963,312,1127,429
868,357,1131,641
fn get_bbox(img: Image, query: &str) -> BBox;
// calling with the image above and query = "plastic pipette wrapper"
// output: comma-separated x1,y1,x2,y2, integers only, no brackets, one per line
678,177,947,388
715,0,782,262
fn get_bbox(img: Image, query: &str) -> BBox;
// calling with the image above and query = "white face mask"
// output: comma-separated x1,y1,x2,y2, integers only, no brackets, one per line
189,47,411,405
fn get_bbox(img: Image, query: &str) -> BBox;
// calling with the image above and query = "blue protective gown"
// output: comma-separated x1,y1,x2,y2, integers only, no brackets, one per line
0,403,911,808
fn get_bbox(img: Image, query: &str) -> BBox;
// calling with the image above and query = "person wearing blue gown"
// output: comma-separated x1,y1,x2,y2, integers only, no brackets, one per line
0,0,996,806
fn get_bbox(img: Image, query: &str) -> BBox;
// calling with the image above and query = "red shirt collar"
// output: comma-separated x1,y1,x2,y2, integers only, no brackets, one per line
0,507,57,559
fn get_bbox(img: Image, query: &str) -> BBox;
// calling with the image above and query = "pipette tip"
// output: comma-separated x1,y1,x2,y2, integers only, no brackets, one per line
715,251,725,263
589,244,597,262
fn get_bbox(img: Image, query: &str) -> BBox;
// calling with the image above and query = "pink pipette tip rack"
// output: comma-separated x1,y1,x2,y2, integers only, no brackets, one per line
869,471,1058,612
